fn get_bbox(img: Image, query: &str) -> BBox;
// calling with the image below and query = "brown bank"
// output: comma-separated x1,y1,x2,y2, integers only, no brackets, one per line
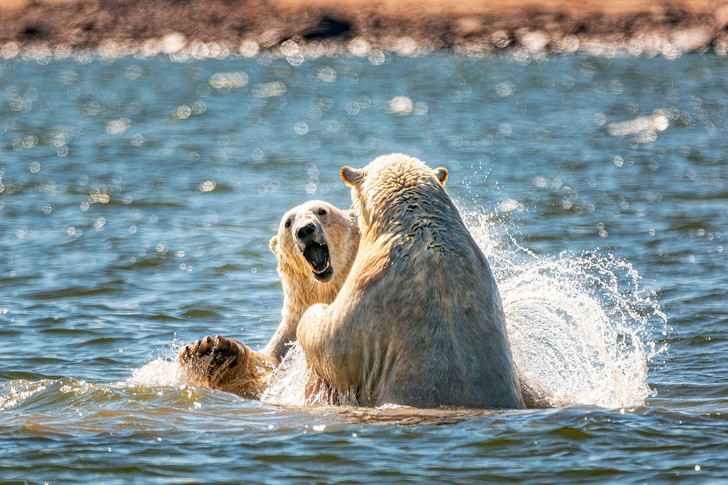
1,0,725,55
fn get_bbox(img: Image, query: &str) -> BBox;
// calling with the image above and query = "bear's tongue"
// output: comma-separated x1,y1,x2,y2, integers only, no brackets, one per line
304,242,330,274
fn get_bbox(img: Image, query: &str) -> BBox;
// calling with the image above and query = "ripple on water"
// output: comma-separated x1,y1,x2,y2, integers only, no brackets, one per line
25,281,126,300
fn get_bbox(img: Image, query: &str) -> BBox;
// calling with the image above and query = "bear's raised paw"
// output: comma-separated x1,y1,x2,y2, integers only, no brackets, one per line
178,335,266,398
180,335,242,369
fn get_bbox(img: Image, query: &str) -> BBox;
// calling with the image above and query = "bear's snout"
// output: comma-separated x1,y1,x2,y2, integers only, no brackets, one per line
293,220,333,282
296,223,316,240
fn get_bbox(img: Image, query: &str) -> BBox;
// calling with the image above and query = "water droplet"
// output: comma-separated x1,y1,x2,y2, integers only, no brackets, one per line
106,118,131,135
199,180,216,192
239,40,259,57
209,71,248,90
294,121,309,135
348,38,371,56
368,49,385,66
316,66,337,83
496,81,514,97
386,96,413,115
174,105,191,119
130,134,145,147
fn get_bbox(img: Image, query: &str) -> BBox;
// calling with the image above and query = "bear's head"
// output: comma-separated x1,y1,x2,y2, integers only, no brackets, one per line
341,153,448,233
269,200,358,283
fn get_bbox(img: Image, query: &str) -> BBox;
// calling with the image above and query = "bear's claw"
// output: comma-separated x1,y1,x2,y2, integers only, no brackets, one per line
179,335,245,386
178,335,273,399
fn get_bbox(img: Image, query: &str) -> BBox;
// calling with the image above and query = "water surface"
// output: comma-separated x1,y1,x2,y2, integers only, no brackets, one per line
1,51,727,483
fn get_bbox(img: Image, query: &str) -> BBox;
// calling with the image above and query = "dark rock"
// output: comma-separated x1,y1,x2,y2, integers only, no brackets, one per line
301,15,352,40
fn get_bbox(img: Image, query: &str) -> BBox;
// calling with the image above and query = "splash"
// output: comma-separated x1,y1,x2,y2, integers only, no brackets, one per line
126,343,204,389
260,343,309,405
261,343,358,406
464,208,667,408
128,357,188,388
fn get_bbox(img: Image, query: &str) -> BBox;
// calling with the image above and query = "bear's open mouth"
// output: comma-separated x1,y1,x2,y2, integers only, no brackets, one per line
303,241,332,281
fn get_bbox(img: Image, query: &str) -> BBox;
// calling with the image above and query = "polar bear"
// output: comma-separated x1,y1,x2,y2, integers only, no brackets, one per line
178,200,359,397
296,154,526,408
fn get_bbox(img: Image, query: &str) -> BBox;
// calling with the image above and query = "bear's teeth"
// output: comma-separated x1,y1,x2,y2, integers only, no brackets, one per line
312,258,330,274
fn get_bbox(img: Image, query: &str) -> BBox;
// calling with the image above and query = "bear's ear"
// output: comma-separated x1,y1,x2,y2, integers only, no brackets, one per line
434,167,448,185
269,235,279,255
341,166,364,187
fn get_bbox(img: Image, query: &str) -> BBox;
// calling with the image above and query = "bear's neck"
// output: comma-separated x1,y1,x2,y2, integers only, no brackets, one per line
280,261,342,311
363,194,462,246
265,260,342,362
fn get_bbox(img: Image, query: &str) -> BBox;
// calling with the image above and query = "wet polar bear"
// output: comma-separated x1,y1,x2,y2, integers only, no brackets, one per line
178,200,359,398
297,154,525,408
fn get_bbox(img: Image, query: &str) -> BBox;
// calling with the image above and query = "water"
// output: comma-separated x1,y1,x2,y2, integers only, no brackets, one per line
1,50,727,483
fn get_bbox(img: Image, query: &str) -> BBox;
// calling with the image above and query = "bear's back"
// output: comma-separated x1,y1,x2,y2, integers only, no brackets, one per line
347,224,523,409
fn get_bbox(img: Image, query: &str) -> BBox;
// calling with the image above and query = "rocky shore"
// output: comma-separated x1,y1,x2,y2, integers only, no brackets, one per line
0,0,726,56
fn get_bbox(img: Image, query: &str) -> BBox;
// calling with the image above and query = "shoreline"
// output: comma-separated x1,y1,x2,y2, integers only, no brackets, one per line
0,0,726,56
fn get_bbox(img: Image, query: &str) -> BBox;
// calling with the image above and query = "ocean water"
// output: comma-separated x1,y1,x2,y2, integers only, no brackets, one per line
1,50,727,483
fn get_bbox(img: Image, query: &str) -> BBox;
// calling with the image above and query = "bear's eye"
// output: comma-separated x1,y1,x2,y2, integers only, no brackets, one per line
317,208,327,216
284,218,292,228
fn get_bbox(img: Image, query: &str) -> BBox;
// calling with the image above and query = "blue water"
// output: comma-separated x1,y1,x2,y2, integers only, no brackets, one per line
1,50,727,483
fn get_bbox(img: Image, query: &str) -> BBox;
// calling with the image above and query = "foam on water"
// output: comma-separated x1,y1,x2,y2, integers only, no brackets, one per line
129,207,667,410
0,379,52,411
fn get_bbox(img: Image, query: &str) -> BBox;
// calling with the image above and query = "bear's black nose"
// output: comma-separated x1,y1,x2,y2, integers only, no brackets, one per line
296,223,316,240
